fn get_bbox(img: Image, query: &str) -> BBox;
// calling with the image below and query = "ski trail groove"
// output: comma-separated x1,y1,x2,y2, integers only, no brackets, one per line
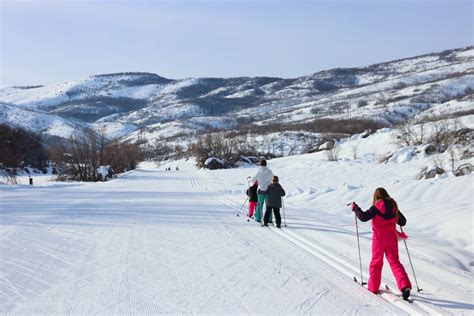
4,222,65,315
157,221,192,313
272,228,423,315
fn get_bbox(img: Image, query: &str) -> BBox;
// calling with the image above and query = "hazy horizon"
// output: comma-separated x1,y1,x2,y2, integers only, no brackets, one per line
1,0,472,87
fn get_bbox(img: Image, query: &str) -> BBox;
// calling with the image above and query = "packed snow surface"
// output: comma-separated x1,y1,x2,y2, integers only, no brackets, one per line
1,144,473,314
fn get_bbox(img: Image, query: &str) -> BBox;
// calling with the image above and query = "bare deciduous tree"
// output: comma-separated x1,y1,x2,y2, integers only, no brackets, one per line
57,129,140,181
395,116,465,153
0,167,17,184
351,144,359,160
325,143,339,162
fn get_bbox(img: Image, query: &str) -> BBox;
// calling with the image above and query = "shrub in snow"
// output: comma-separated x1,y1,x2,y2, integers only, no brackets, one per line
358,100,368,107
325,145,339,162
415,144,437,156
360,129,372,139
97,165,114,181
236,156,260,167
350,144,359,160
417,166,446,180
204,157,224,170
378,152,394,164
240,156,260,164
23,167,42,175
42,166,60,175
460,149,474,160
388,148,416,163
0,167,17,185
454,163,473,177
319,141,334,151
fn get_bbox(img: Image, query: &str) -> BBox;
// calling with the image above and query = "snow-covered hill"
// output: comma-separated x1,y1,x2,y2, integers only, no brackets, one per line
0,102,83,139
0,47,473,144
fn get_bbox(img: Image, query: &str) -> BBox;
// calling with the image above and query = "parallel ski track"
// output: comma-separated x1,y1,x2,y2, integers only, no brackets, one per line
214,194,445,316
2,201,110,315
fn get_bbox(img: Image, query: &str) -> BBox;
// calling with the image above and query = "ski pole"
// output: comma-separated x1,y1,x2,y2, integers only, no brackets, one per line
400,226,423,292
348,202,366,286
236,196,249,217
282,197,287,227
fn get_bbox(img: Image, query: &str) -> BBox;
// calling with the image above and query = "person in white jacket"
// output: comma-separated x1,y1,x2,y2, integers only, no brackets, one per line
251,160,274,222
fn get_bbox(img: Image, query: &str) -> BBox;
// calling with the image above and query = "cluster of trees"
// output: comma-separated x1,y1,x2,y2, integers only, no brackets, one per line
227,117,386,138
189,133,257,168
395,116,466,152
187,118,388,169
0,124,141,182
0,124,48,170
50,129,141,182
140,141,186,161
395,115,473,179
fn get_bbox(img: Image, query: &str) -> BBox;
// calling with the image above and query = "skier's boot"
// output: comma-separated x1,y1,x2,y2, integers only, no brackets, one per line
402,287,411,300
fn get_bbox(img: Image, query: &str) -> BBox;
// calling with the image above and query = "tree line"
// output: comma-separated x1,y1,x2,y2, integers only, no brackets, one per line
0,124,140,182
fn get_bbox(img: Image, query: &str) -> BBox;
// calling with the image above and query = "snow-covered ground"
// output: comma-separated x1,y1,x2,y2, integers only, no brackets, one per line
1,127,473,314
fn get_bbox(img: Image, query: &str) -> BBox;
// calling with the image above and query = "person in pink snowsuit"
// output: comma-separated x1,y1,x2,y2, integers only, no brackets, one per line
352,187,412,300
246,180,258,218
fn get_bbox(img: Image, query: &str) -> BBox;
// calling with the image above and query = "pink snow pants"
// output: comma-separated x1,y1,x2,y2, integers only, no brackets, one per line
248,201,257,217
368,230,412,293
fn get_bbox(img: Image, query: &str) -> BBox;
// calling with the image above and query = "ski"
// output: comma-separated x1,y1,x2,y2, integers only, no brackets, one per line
385,285,414,303
246,216,258,223
260,223,279,228
354,277,414,303
353,276,367,286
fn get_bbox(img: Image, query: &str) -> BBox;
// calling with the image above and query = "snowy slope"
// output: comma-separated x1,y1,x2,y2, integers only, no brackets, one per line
0,73,172,109
1,126,473,314
0,102,83,139
0,47,472,143
0,102,138,140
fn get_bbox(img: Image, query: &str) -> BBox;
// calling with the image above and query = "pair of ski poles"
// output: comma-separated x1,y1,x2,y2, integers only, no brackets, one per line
235,177,252,218
236,178,287,227
348,202,422,292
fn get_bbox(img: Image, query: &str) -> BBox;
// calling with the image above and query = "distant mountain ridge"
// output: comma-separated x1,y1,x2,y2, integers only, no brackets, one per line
0,46,472,144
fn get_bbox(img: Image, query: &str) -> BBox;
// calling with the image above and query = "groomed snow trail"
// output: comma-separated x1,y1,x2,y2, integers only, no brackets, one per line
0,163,470,314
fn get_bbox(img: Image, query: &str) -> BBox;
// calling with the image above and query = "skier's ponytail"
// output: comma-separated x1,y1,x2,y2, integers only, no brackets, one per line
373,187,399,218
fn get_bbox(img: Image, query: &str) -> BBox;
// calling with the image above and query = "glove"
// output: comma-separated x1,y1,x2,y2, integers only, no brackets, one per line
351,202,358,212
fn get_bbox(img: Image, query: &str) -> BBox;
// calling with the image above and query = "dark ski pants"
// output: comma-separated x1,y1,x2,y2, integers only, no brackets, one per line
264,207,281,227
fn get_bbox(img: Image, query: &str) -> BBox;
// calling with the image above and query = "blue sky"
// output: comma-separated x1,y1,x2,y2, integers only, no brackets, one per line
1,0,472,86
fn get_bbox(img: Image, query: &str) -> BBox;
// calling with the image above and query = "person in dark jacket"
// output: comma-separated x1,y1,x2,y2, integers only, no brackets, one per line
352,187,412,299
246,180,258,218
263,176,286,228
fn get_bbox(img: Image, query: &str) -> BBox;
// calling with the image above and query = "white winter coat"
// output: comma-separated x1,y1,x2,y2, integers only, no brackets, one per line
252,166,273,192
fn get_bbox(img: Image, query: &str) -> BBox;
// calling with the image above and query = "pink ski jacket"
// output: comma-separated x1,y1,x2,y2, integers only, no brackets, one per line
353,198,407,232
